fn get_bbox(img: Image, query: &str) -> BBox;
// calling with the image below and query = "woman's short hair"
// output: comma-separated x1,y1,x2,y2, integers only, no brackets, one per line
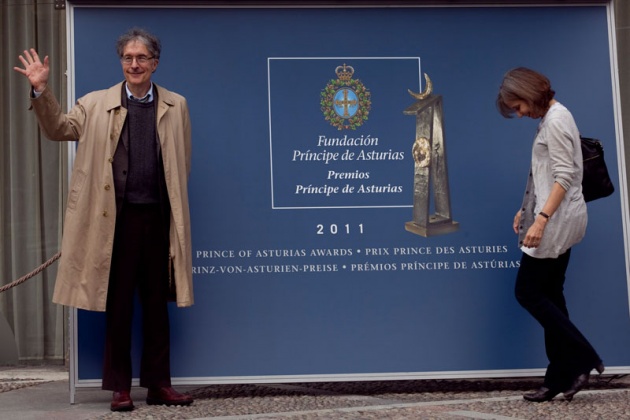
496,67,555,118
116,28,161,60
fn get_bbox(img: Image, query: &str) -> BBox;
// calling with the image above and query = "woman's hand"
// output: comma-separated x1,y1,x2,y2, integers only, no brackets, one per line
513,210,521,234
13,48,50,93
523,215,548,248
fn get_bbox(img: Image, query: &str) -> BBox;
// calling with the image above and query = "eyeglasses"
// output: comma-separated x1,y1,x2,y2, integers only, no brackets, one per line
120,55,155,65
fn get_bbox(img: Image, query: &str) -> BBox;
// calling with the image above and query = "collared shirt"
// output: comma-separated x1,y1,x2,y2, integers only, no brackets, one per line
518,102,587,259
125,82,154,103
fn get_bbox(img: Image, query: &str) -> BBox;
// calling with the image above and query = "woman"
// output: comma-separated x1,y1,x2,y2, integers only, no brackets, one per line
497,67,604,402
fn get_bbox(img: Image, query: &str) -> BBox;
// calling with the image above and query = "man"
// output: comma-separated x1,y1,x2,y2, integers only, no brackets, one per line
14,28,194,412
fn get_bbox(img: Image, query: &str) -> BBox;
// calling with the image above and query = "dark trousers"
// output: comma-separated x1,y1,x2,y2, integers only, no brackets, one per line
102,203,171,391
515,249,601,392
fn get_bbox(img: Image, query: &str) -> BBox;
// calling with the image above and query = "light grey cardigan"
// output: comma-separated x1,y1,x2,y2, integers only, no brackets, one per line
518,102,587,258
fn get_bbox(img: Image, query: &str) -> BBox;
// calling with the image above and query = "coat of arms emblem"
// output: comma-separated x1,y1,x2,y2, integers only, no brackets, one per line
321,64,371,130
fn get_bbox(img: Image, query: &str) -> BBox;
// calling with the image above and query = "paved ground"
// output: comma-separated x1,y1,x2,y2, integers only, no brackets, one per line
2,365,630,419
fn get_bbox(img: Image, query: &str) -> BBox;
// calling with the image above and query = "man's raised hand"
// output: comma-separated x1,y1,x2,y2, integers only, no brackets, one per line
14,48,50,93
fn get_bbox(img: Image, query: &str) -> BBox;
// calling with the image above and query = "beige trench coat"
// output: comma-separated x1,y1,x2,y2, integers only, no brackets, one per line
31,82,193,311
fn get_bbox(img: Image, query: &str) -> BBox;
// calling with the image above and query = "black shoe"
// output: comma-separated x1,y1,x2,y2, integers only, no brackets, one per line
564,373,589,401
595,362,605,375
523,387,560,402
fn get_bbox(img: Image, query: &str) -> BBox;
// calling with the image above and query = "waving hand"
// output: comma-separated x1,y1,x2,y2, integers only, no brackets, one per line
14,48,50,92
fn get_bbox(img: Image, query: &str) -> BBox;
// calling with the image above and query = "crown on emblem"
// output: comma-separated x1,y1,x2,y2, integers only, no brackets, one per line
335,64,354,81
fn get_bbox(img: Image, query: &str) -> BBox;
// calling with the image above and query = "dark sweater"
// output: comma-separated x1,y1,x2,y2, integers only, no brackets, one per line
124,99,159,203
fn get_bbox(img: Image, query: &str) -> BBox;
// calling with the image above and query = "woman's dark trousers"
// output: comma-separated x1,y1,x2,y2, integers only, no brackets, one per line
515,249,601,392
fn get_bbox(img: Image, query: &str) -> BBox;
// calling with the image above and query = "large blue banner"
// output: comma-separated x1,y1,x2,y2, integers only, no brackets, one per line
71,3,629,384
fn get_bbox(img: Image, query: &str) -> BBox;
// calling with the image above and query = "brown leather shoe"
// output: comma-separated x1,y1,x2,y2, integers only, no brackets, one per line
146,386,193,406
110,391,134,412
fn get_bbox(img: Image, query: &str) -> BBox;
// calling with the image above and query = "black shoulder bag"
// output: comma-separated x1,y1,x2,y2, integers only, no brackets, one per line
581,136,614,202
